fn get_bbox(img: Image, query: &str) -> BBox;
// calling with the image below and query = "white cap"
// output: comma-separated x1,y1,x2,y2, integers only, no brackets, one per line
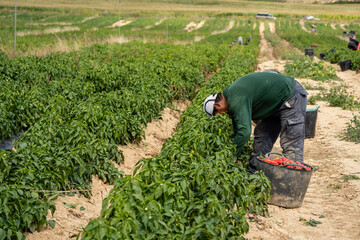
203,93,218,117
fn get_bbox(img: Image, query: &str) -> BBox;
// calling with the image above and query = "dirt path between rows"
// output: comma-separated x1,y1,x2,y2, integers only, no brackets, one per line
258,21,276,62
211,19,235,35
256,21,285,73
299,20,312,33
185,20,206,32
244,21,360,240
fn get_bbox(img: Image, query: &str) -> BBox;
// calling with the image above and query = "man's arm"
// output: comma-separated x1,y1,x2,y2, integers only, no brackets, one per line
232,108,252,158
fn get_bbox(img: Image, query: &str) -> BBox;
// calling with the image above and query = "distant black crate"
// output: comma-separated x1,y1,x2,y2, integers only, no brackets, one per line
339,60,352,71
304,48,315,60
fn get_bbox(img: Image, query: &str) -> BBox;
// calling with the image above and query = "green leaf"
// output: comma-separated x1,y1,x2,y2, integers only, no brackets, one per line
0,229,6,240
29,223,36,233
133,193,144,202
19,143,27,149
31,192,39,199
63,202,77,209
99,228,107,239
48,194,59,202
48,220,56,229
6,229,12,239
80,206,86,211
305,218,322,227
154,186,162,199
16,231,24,240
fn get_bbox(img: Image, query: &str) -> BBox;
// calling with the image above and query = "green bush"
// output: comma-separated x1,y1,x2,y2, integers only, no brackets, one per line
323,85,360,110
285,56,337,81
342,113,360,143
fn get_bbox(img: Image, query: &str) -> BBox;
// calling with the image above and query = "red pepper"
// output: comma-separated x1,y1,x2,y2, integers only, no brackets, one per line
260,156,311,171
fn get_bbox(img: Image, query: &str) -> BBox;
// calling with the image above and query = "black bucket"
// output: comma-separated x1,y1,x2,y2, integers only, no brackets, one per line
305,105,320,139
319,53,327,60
256,152,313,208
339,60,352,71
304,48,315,60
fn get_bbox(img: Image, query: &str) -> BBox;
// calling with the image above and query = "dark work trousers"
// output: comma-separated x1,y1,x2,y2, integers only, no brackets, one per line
248,81,308,174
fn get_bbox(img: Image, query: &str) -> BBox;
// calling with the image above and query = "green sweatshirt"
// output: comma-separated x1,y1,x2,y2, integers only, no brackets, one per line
223,72,295,157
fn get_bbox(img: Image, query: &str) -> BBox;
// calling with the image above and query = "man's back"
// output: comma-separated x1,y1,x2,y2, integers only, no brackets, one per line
223,72,295,120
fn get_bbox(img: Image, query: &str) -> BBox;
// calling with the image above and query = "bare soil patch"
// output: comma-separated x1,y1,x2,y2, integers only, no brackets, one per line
299,20,312,33
211,19,235,35
32,22,73,26
17,27,80,36
109,19,133,28
257,21,276,63
145,18,166,29
81,16,96,23
184,20,206,32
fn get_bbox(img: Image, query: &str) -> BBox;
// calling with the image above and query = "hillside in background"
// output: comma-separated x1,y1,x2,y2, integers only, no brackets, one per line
1,0,360,17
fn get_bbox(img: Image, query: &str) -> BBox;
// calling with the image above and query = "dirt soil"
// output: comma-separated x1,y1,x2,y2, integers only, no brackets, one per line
26,21,360,240
184,20,206,32
211,19,235,35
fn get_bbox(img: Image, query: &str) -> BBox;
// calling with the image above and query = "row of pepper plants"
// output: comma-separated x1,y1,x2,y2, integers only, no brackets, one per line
81,22,271,239
1,6,245,58
0,41,230,239
123,18,238,43
1,3,255,58
303,21,360,71
0,7,119,57
276,20,346,55
276,20,360,71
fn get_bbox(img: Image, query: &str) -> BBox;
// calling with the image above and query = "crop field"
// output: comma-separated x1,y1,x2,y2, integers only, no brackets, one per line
0,1,360,240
